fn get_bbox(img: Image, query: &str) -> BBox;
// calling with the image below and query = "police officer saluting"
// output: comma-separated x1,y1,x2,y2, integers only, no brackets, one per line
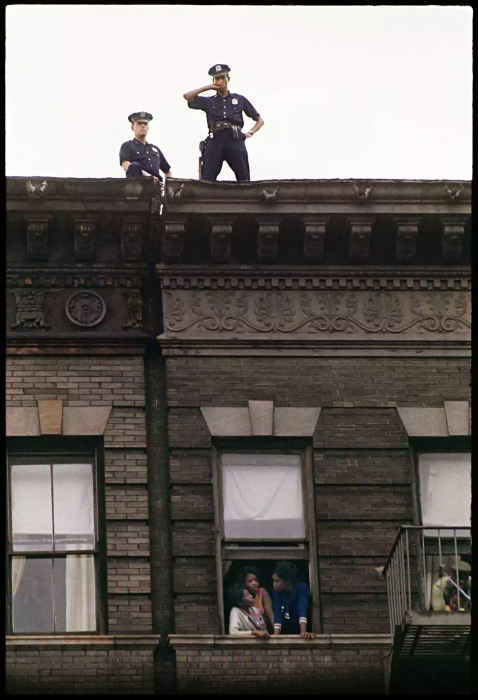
183,64,264,181
119,112,173,183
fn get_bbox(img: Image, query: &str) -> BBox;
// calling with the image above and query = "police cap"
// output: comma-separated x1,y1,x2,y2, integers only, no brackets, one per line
208,64,230,78
128,111,153,123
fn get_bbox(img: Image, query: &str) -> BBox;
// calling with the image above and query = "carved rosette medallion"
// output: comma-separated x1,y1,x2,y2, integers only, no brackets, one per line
65,291,106,327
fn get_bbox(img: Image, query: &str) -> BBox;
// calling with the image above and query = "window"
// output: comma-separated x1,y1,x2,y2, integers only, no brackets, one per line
6,442,105,634
416,450,471,610
417,452,471,533
213,447,320,633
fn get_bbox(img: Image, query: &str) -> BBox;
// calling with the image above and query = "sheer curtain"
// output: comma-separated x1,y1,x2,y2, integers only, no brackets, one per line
418,453,471,536
11,461,97,632
222,454,304,538
54,464,96,632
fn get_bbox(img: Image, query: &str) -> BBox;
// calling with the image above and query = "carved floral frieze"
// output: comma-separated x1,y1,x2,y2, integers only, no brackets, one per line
162,290,470,337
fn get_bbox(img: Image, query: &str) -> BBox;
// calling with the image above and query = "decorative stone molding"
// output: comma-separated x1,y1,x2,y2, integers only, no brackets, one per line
6,634,160,649
168,634,390,650
6,408,40,436
209,218,233,263
200,401,321,437
443,183,464,202
11,289,50,329
352,183,372,201
74,218,96,261
162,289,470,339
6,404,112,437
394,218,420,264
248,400,274,435
7,271,145,290
257,218,280,262
302,217,328,262
163,221,186,263
158,271,470,292
347,217,375,263
122,181,144,200
259,187,279,204
123,291,143,329
397,402,470,437
441,217,466,264
26,216,51,261
26,180,48,199
120,221,143,261
62,406,112,435
38,400,63,435
65,291,107,327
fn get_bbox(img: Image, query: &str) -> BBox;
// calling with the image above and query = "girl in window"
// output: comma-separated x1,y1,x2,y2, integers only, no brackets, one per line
228,582,270,637
238,565,275,631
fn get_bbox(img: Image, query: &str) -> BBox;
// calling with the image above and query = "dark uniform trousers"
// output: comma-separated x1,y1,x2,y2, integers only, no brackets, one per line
202,129,250,182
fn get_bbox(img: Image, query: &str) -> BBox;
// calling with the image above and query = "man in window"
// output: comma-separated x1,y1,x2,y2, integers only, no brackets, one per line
272,561,314,640
431,561,471,612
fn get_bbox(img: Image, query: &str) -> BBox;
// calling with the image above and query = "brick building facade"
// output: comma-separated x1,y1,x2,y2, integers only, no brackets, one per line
6,176,471,694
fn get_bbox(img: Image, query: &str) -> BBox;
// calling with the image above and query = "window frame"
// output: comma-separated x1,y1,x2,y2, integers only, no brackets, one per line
5,436,108,636
213,438,321,634
410,437,471,527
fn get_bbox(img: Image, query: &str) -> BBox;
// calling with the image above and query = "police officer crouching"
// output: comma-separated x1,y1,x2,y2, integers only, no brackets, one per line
183,64,264,181
119,112,173,183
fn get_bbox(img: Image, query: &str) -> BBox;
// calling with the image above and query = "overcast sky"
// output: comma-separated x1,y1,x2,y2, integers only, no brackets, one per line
6,5,472,182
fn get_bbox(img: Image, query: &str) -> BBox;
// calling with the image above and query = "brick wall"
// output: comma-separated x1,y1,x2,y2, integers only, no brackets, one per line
6,355,155,691
166,356,470,636
6,647,155,695
172,639,388,695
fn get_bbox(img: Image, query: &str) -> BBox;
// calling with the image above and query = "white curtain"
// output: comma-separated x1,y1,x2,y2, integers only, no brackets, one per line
11,464,53,549
12,557,26,597
222,454,304,538
66,551,96,631
418,453,471,537
11,462,96,632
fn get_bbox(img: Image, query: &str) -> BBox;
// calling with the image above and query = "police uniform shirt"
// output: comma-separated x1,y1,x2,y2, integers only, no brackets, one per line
188,92,260,130
119,138,171,180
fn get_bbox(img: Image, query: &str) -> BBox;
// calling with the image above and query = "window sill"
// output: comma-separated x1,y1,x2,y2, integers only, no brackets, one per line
168,634,391,650
6,634,160,649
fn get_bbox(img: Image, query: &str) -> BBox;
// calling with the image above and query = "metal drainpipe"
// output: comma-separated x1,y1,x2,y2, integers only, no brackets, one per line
144,343,176,694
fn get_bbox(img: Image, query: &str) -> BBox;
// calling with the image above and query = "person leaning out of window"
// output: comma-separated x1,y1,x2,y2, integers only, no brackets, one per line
431,561,471,612
228,582,270,638
272,561,315,640
239,565,275,632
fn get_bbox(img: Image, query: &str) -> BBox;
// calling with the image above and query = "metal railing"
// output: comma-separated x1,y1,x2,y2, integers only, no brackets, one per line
382,525,471,637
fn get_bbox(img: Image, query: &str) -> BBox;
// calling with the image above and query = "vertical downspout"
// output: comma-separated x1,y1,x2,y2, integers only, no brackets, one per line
144,195,176,693
145,344,176,694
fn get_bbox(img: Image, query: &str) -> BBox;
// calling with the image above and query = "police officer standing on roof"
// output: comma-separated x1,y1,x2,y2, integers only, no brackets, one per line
183,64,264,182
119,112,173,183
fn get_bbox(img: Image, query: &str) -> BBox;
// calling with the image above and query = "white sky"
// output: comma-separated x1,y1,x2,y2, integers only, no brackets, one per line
6,5,472,181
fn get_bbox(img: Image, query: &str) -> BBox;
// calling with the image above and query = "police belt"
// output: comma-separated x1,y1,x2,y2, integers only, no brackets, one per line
210,121,241,139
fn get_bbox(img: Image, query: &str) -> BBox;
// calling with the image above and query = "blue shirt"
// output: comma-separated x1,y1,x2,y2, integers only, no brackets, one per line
119,138,171,181
272,581,310,634
188,92,260,130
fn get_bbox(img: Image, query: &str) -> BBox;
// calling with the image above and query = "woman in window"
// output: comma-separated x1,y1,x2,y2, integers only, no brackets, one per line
272,561,314,640
238,565,275,631
228,582,270,638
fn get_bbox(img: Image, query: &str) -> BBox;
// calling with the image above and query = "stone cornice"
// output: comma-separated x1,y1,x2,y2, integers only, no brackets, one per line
6,634,161,649
158,267,471,291
168,633,391,650
7,176,162,213
164,178,471,215
158,338,471,357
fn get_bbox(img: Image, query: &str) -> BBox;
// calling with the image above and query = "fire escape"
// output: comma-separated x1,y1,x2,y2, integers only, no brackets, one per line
383,526,471,694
